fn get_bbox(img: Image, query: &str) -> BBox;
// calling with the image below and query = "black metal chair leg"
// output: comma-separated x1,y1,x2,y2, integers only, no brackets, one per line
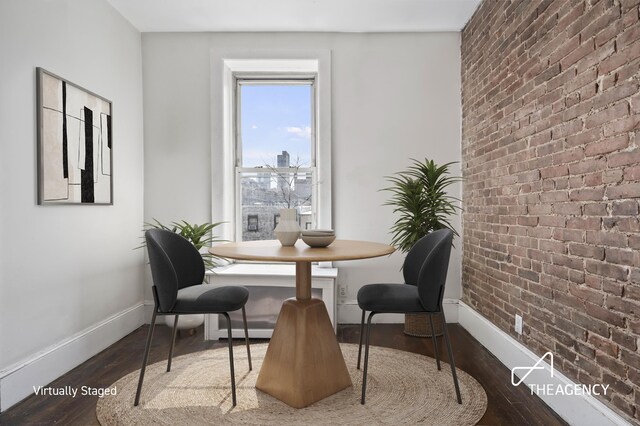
441,312,462,404
429,314,441,371
167,314,179,372
223,313,237,407
242,306,252,371
357,309,366,370
361,311,375,404
134,310,157,406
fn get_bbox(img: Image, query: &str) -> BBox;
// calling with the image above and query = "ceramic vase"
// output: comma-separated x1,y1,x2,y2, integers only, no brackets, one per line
274,208,301,246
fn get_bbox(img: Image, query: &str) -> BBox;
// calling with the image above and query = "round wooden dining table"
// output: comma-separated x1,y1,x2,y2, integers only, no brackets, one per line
210,239,394,408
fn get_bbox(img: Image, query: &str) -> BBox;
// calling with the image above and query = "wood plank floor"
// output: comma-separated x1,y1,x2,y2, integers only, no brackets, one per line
0,323,566,425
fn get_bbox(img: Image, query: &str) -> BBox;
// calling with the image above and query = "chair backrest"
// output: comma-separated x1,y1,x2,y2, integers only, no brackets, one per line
402,233,437,286
145,228,205,312
402,229,453,312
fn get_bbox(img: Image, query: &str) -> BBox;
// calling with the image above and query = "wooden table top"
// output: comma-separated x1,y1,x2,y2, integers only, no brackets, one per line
209,239,395,262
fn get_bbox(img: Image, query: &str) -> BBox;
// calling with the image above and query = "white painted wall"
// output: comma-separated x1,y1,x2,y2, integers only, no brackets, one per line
0,0,144,409
142,32,461,322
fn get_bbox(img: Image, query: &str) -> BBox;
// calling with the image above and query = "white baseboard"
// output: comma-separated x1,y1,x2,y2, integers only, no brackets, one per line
144,300,155,323
0,302,144,413
458,301,630,426
337,298,459,324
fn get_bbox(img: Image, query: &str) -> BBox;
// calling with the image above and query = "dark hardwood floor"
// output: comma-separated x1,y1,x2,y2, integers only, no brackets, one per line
0,323,566,425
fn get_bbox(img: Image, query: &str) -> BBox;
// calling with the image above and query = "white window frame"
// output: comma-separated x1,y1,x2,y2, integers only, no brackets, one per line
234,77,317,242
212,50,332,244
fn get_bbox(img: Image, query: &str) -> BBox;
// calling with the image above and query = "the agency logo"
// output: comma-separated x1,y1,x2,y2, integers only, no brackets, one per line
511,352,553,386
511,352,609,397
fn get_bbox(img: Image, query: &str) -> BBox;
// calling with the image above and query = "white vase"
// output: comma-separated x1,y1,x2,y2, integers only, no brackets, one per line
274,208,301,246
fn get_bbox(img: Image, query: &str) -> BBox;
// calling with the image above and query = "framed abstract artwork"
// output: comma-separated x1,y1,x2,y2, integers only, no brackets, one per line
37,67,113,204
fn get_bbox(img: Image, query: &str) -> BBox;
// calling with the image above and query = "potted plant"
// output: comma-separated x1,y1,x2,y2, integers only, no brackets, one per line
141,219,225,269
139,219,225,332
383,158,461,336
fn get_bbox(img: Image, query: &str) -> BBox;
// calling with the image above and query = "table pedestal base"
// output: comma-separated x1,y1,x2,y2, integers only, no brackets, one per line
255,298,352,408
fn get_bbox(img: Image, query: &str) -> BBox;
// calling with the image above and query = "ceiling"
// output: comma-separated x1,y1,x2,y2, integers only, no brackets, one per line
105,0,481,33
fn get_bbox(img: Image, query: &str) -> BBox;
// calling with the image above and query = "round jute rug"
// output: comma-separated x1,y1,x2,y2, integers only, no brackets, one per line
97,343,487,425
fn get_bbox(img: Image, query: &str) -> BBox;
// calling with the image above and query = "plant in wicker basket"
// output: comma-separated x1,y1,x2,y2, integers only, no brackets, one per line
383,158,461,336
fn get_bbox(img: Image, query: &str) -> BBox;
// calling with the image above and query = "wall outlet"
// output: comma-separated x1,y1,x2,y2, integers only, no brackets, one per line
338,285,347,298
515,314,523,335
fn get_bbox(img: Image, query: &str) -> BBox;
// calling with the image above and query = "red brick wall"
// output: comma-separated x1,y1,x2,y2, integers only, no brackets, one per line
461,0,640,420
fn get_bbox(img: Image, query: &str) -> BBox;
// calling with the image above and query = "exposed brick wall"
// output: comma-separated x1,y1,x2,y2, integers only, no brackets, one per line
461,0,640,420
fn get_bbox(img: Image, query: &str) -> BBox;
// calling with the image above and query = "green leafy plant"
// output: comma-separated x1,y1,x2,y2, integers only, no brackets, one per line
138,219,226,269
383,159,461,253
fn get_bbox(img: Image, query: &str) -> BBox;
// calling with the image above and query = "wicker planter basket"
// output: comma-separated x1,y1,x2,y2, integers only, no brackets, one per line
403,313,444,337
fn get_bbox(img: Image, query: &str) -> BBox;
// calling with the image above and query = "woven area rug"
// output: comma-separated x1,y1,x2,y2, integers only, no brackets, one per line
97,343,487,425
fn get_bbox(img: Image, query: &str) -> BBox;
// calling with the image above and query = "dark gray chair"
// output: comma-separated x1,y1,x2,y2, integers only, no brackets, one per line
135,228,252,407
356,229,462,405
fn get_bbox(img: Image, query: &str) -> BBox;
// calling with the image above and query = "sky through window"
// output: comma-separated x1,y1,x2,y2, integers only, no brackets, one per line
240,84,312,168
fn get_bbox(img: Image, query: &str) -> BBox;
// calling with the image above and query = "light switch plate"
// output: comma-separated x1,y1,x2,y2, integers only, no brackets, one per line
515,314,523,335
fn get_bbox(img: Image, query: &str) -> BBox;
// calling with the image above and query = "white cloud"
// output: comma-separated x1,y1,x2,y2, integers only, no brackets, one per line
286,126,311,139
251,125,258,129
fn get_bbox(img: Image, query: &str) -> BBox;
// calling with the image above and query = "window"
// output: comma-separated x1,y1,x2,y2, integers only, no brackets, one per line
212,53,332,245
236,80,316,241
247,214,259,232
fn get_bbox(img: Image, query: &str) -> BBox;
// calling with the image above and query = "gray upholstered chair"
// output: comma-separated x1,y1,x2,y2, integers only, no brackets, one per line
356,228,462,404
135,228,252,407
